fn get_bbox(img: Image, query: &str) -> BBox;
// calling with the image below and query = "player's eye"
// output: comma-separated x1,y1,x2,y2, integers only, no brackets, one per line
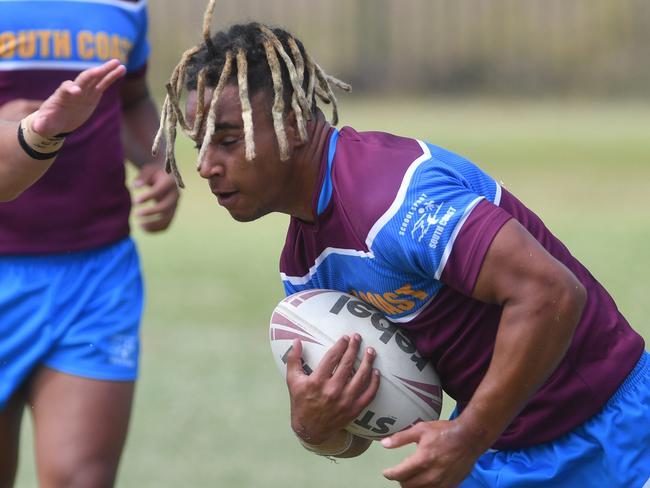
220,136,240,147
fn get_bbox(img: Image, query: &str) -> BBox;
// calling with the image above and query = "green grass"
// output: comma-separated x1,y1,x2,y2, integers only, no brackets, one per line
16,98,649,487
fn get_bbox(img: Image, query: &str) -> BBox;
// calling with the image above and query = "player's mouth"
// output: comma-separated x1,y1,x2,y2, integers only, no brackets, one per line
213,190,239,207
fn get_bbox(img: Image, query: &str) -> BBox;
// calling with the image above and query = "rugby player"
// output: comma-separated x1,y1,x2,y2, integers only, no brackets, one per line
156,4,649,486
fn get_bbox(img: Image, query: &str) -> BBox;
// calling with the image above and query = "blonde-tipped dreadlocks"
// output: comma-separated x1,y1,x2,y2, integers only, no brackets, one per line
152,0,351,188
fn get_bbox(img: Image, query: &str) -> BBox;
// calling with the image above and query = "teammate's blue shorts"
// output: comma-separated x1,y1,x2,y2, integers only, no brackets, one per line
0,238,144,410
459,351,650,488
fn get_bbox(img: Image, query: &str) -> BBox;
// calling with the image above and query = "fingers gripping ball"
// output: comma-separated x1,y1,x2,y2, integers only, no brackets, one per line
269,289,442,440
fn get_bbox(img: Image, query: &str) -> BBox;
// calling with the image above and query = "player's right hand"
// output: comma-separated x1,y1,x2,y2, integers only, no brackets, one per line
285,334,380,446
31,59,126,137
382,419,485,488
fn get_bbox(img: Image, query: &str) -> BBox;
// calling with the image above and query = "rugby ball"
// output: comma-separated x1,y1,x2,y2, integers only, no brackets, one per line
269,289,442,440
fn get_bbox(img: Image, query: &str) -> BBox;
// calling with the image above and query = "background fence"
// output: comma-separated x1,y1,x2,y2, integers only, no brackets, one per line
148,0,650,98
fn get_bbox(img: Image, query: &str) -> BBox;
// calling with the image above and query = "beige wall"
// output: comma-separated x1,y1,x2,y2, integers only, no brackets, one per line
147,0,650,97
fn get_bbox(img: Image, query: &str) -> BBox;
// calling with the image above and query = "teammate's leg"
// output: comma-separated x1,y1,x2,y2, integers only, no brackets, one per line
28,368,134,488
0,389,26,488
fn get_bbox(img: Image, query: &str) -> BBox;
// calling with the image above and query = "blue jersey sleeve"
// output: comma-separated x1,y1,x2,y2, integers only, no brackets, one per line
0,0,150,72
125,3,150,73
374,144,501,282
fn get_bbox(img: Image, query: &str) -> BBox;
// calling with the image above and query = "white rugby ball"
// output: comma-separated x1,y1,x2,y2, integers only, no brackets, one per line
269,289,442,440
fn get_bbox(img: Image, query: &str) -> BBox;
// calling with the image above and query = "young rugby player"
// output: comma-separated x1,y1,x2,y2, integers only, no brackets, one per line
157,3,649,486
0,2,179,487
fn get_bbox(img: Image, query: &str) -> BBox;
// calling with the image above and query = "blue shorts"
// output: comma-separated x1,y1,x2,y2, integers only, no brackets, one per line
459,351,650,488
0,238,144,410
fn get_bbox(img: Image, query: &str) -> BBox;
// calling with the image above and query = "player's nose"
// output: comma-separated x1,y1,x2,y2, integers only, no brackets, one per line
197,153,224,179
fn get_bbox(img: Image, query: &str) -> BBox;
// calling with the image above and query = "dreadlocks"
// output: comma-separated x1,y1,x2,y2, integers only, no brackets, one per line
153,0,351,188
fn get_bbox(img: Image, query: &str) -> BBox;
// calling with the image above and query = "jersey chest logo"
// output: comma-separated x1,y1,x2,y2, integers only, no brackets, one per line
349,283,429,316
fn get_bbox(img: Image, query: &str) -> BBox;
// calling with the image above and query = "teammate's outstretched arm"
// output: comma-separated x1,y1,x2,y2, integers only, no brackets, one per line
0,59,126,201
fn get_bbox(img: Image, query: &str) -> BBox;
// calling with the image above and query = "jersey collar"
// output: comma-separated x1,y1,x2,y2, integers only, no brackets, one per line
316,127,339,216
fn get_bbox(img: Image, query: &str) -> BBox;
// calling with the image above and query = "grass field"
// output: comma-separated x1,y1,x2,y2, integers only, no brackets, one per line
16,97,650,487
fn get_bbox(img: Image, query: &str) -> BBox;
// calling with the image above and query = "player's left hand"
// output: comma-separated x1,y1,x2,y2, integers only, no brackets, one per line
133,163,179,232
381,419,483,488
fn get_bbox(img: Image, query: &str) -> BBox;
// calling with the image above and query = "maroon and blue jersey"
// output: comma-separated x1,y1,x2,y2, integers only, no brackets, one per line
280,127,644,450
0,0,149,254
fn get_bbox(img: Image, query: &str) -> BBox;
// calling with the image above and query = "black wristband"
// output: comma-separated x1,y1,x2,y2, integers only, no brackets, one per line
17,121,61,161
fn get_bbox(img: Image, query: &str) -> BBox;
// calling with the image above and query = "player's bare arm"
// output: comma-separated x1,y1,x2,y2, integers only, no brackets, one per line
382,218,587,487
0,59,125,201
120,76,180,233
286,335,379,457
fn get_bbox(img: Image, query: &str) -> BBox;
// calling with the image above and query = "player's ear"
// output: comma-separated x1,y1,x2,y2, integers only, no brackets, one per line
284,110,306,148
185,90,199,130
